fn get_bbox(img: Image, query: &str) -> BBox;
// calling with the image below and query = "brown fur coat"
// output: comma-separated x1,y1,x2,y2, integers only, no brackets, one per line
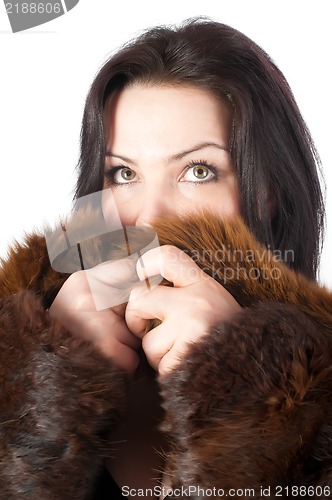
0,213,331,499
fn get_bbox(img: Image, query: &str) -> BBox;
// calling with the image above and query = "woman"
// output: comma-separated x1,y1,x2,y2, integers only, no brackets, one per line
0,18,329,499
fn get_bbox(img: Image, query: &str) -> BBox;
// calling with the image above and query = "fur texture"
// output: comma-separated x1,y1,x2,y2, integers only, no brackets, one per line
0,212,332,498
0,291,126,499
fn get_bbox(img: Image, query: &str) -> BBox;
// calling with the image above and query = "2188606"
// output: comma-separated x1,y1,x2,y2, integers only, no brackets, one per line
275,485,331,496
5,3,62,14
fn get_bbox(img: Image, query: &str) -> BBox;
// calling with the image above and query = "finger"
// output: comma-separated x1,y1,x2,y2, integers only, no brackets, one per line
102,341,140,373
74,309,141,351
87,254,138,286
126,285,176,337
141,322,176,371
90,314,141,372
111,315,142,351
137,245,207,287
85,255,139,310
158,347,187,376
142,320,194,375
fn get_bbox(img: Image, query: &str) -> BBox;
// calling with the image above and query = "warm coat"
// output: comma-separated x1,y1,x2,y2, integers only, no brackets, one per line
0,212,331,499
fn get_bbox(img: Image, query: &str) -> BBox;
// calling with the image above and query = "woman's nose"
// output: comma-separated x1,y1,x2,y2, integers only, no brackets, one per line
135,188,174,227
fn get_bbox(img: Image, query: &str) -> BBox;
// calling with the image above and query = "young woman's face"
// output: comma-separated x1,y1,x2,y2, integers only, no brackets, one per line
103,84,240,226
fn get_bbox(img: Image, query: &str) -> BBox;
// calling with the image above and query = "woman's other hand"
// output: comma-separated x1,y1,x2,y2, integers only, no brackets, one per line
49,257,141,373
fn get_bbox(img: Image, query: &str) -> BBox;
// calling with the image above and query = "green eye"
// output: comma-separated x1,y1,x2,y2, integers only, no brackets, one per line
120,168,136,181
193,165,209,179
179,162,217,184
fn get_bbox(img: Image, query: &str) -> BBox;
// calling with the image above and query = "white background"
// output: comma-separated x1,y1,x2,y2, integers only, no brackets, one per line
0,0,331,288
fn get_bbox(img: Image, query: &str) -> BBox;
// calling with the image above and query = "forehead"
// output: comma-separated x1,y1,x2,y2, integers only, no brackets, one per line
103,84,233,154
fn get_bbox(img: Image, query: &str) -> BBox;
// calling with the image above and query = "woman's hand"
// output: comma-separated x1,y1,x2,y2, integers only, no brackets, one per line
126,245,241,376
49,257,141,373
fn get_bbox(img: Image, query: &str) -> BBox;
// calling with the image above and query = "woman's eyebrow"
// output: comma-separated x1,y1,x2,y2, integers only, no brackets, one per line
105,142,229,166
168,142,229,162
105,152,137,166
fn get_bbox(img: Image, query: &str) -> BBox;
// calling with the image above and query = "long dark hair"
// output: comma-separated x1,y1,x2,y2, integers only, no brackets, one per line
75,18,325,280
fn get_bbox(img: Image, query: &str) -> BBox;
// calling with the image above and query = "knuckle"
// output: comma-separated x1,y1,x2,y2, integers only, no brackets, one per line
142,335,160,358
161,244,183,262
